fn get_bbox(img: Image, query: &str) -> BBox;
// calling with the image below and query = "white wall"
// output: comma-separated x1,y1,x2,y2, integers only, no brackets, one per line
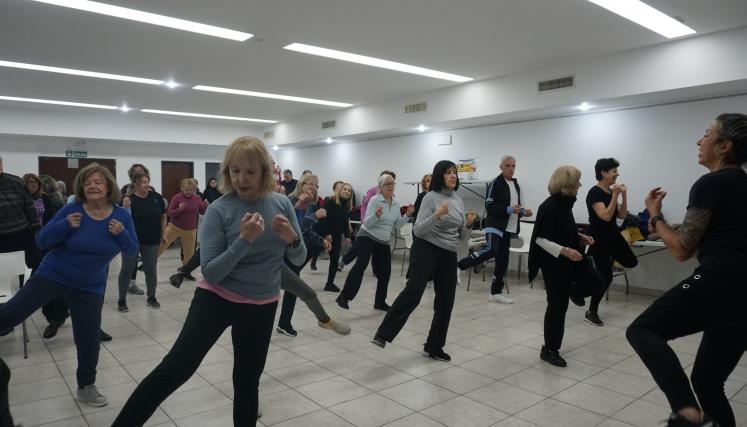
0,135,225,193
276,94,747,223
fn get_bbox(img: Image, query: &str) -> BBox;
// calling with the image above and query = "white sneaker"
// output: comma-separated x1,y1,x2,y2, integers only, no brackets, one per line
489,294,513,304
76,384,108,407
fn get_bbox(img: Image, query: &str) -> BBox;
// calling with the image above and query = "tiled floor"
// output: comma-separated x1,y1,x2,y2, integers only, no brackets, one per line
3,249,746,426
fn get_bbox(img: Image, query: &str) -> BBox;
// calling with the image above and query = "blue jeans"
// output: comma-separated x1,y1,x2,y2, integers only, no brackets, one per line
0,276,103,387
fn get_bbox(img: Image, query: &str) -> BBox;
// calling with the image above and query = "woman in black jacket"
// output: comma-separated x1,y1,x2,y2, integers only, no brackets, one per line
528,166,604,368
202,177,223,203
317,182,354,292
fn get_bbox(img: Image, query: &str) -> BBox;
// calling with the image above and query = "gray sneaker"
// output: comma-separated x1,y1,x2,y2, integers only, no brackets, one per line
127,281,145,295
76,384,108,407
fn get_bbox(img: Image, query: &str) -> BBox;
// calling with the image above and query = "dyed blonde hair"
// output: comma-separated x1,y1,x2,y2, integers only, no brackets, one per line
547,166,582,197
73,162,120,204
219,136,275,196
290,173,319,200
334,182,353,211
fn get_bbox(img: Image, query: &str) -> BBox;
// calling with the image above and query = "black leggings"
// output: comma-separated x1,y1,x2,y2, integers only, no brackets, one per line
376,238,457,352
340,236,391,306
113,288,276,427
589,233,637,312
325,233,343,286
0,357,14,427
181,248,201,275
626,271,747,427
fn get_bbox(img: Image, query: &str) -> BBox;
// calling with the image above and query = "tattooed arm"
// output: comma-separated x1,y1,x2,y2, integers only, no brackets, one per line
653,207,711,262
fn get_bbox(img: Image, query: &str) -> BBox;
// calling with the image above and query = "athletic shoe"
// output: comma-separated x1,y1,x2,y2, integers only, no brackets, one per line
117,300,129,313
43,321,63,339
99,330,112,342
424,349,451,362
371,335,386,348
336,295,349,310
310,262,318,271
457,256,475,271
585,311,604,326
324,283,341,292
76,384,108,407
146,297,161,309
169,272,185,289
665,413,717,426
276,324,298,337
489,293,513,304
127,283,144,295
319,319,351,335
373,302,390,312
540,345,567,367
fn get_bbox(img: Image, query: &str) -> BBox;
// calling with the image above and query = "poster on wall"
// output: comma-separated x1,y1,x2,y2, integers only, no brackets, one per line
456,158,477,181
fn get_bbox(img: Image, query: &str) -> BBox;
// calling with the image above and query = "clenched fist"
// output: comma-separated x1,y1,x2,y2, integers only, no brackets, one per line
67,212,82,229
108,219,124,236
271,215,297,244
240,212,265,243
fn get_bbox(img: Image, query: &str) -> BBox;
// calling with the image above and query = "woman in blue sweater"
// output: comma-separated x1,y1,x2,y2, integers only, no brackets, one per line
0,163,138,408
114,137,305,427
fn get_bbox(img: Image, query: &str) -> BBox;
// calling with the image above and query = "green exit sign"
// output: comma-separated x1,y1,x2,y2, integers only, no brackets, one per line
65,150,88,158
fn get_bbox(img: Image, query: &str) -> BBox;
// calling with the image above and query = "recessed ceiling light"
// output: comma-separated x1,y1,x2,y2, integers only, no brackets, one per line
417,124,427,132
325,138,333,144
140,108,277,123
586,0,696,38
0,59,164,85
578,102,592,111
120,104,131,112
164,80,180,89
193,85,352,108
32,0,253,41
284,43,473,83
272,145,280,151
0,95,118,110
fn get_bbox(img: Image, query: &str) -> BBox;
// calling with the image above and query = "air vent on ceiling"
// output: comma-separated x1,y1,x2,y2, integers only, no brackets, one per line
321,120,336,129
263,131,274,139
405,102,427,114
538,75,575,92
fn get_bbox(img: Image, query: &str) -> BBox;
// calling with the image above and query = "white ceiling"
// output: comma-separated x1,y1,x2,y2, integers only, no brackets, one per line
1,0,747,124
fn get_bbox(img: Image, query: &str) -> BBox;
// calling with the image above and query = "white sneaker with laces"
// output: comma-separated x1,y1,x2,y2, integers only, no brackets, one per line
76,384,108,407
489,294,513,304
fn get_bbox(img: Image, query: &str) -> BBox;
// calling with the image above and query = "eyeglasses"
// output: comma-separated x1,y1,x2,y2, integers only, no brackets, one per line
382,182,396,187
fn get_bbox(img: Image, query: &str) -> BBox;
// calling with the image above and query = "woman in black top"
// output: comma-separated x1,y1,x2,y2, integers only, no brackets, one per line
626,114,747,427
585,158,638,326
117,172,166,312
528,166,604,368
411,173,432,221
317,182,354,292
203,177,223,203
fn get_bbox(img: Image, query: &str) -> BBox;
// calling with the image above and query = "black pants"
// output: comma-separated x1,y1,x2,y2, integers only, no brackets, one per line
0,357,13,427
42,297,69,324
589,233,637,312
377,238,457,352
341,239,358,265
113,288,276,427
0,228,41,271
277,250,315,328
181,248,201,275
460,232,511,294
340,236,391,306
627,272,747,427
542,260,604,351
325,233,343,287
0,276,103,387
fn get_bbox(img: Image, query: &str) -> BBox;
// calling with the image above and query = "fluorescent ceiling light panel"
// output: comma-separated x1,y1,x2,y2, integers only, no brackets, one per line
586,0,696,38
284,43,473,83
141,109,277,123
0,95,118,110
32,0,253,41
193,85,353,108
0,59,164,85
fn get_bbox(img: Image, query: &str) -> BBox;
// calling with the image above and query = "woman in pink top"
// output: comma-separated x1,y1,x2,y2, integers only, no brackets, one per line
158,178,207,264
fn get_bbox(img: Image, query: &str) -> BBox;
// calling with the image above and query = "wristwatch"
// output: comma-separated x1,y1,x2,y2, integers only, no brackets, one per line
289,237,301,248
650,214,665,230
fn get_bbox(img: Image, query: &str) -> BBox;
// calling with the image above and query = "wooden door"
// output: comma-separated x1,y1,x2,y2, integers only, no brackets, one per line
38,157,117,197
161,161,193,203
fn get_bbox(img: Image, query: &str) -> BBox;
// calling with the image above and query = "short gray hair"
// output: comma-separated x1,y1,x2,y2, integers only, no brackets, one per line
500,155,516,165
378,174,395,190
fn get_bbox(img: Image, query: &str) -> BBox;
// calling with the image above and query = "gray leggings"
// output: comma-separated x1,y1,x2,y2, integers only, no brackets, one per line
280,265,329,323
118,244,159,299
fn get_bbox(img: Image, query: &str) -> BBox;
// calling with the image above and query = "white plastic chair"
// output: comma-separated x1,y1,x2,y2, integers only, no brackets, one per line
0,251,30,358
394,223,414,276
509,221,534,280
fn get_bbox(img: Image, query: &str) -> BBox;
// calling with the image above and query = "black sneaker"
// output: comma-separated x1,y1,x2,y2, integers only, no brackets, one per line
585,311,604,326
169,273,185,289
457,256,474,271
43,321,63,339
540,345,567,367
373,303,390,312
100,330,112,342
666,413,717,426
336,295,349,310
146,297,161,309
276,324,298,337
117,300,129,313
310,262,318,271
424,348,451,362
324,283,341,292
371,334,386,348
